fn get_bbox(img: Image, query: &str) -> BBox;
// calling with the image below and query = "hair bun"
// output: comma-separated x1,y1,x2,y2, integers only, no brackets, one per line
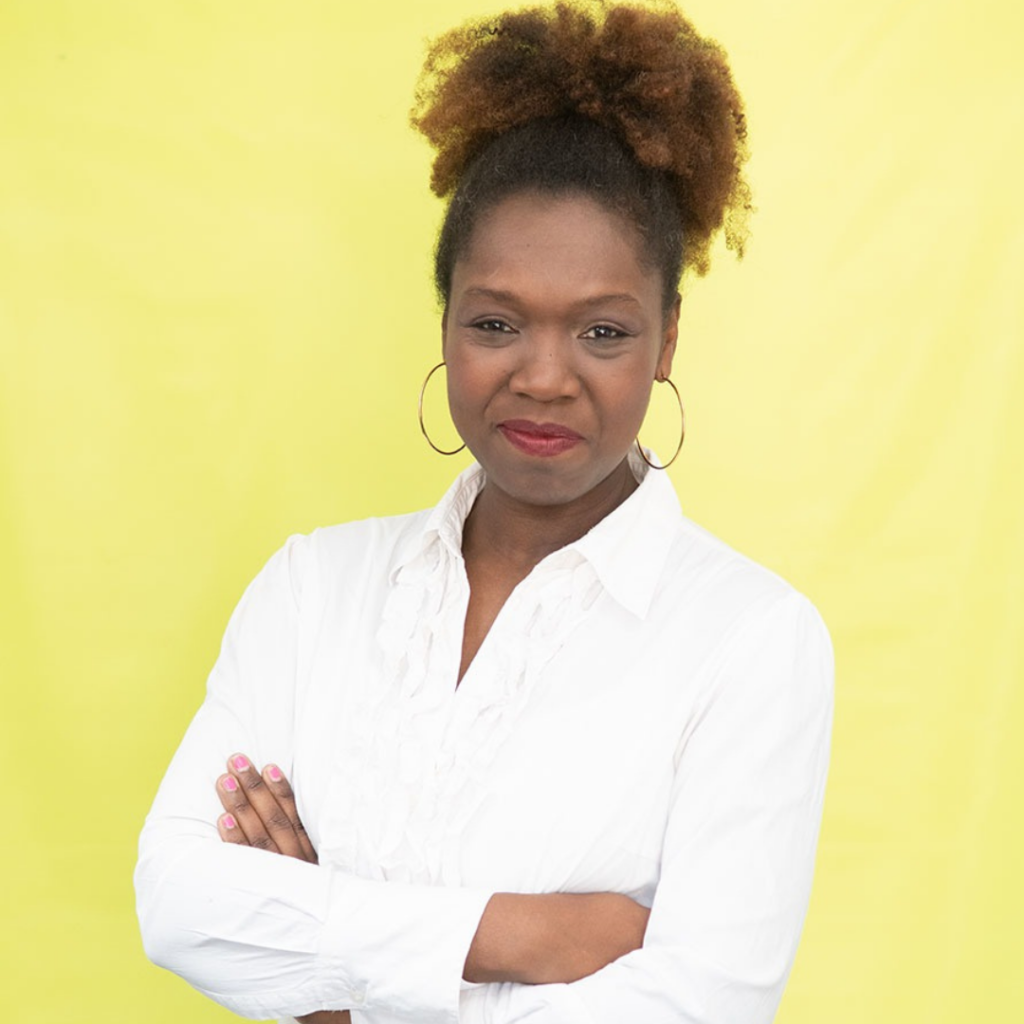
412,1,751,273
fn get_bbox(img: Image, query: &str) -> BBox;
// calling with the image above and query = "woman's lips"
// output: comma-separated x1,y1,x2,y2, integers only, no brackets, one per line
497,420,584,457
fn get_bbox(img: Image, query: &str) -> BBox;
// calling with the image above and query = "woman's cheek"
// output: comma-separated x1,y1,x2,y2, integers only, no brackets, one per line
445,365,490,444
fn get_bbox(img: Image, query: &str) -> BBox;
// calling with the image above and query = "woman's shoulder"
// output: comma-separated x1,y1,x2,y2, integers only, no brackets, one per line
658,515,833,707
663,510,827,635
306,506,433,564
249,506,435,612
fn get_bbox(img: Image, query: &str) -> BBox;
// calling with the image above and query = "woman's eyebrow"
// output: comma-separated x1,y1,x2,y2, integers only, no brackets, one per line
570,292,643,310
462,287,521,304
463,287,642,309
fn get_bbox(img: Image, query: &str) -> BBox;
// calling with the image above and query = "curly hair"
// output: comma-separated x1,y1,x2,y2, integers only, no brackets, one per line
411,0,750,310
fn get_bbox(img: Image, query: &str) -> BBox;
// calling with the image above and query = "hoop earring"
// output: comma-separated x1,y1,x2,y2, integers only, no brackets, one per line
418,361,465,456
635,376,685,470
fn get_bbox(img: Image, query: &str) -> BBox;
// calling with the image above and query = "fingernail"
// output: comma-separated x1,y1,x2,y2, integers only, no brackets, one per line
232,755,250,771
222,775,238,792
267,765,282,782
223,814,236,830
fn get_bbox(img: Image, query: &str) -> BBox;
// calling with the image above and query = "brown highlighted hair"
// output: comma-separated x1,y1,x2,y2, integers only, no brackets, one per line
411,1,751,310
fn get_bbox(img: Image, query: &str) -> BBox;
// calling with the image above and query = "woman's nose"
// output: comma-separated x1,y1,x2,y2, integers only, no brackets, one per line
507,335,580,401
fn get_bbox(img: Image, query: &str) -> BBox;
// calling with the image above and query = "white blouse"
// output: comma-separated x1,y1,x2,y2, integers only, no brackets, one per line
135,455,833,1024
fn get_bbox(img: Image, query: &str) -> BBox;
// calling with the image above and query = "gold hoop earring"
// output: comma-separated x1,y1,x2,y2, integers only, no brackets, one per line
635,376,685,470
418,361,465,456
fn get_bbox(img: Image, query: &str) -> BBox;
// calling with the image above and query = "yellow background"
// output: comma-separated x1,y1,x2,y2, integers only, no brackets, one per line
2,0,1021,1020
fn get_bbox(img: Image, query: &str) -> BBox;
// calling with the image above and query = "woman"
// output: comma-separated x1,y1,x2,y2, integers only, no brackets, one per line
136,4,833,1023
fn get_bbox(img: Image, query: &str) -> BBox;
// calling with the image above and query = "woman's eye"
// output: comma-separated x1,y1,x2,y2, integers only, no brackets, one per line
472,319,514,333
582,324,627,341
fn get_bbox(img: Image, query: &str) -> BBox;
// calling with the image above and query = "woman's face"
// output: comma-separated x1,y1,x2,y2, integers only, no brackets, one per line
443,191,678,510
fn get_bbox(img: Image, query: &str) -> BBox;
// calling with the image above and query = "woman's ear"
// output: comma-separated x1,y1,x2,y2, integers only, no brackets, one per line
657,292,681,380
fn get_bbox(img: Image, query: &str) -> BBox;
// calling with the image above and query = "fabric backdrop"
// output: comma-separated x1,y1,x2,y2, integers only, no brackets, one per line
1,1,1020,1021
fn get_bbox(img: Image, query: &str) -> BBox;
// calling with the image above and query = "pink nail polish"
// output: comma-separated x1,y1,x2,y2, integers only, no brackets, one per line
222,775,238,792
267,765,282,782
223,814,236,830
232,755,249,771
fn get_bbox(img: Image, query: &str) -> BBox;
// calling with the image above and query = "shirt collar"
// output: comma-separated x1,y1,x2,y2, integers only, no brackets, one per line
566,449,682,619
389,463,484,580
394,451,681,619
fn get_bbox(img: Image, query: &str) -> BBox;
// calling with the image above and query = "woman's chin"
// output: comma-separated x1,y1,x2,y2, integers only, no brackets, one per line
475,452,636,513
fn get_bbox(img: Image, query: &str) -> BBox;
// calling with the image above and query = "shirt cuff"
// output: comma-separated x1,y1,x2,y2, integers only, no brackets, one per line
505,982,593,1023
316,870,493,1022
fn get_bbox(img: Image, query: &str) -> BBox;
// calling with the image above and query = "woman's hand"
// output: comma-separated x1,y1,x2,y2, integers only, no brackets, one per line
216,758,349,1021
465,891,650,985
214,756,646,998
215,754,317,862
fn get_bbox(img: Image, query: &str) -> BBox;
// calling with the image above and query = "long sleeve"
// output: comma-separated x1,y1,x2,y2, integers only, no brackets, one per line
134,535,492,1022
497,590,834,1024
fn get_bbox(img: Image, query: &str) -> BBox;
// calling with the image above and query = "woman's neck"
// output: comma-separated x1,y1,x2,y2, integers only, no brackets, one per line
461,459,639,572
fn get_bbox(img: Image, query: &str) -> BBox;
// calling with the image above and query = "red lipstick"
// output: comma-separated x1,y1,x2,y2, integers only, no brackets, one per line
497,420,583,457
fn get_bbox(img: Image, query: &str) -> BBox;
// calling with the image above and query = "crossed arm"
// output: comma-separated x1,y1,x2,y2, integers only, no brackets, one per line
214,752,651,1022
139,539,833,1023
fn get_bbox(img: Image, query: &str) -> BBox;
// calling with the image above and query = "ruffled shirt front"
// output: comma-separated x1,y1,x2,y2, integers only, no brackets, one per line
136,455,833,1024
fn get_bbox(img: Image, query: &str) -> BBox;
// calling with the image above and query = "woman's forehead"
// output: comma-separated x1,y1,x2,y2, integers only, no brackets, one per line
452,193,656,303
